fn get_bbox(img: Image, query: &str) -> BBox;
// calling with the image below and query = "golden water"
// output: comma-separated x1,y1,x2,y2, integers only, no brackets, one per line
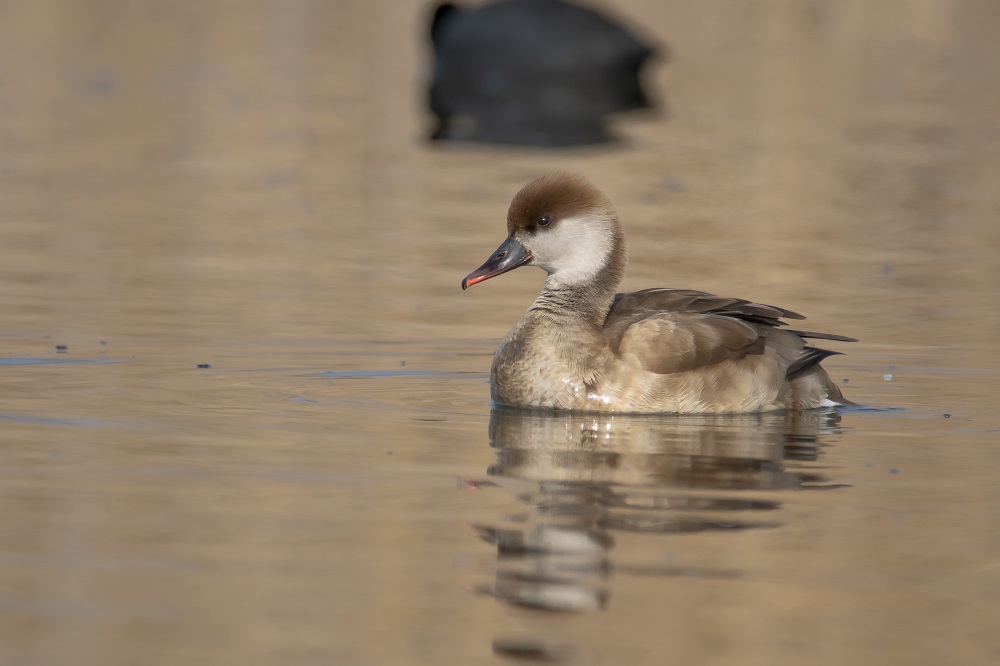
1,1,999,664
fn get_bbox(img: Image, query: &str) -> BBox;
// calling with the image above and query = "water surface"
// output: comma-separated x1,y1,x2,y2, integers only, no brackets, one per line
1,1,999,664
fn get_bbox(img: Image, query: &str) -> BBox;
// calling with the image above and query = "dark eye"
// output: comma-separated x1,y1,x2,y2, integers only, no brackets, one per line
538,215,551,227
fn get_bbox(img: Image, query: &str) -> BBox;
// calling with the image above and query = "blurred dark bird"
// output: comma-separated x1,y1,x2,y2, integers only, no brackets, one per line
427,0,661,147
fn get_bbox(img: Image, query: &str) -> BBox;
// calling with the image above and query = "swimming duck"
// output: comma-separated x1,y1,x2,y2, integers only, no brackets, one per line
461,174,855,413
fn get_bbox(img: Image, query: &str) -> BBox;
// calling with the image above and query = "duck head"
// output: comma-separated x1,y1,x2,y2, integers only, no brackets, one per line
462,173,627,291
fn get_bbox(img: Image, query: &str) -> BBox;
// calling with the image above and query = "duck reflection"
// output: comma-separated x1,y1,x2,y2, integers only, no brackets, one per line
472,407,845,614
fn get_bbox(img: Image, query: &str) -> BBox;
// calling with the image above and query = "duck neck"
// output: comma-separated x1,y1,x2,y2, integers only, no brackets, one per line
529,228,626,326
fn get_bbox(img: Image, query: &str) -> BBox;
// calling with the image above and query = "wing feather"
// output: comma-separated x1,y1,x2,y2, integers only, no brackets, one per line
614,314,762,374
605,287,854,378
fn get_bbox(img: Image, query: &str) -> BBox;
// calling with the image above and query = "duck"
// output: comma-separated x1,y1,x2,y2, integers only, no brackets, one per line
461,173,856,413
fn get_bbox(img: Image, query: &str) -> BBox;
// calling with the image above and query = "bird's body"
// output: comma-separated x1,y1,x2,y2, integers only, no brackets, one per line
462,174,854,414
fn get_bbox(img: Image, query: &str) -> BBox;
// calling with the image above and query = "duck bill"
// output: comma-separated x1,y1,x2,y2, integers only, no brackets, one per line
461,236,532,290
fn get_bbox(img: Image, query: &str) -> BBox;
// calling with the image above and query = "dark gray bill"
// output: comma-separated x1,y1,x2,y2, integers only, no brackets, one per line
461,236,532,290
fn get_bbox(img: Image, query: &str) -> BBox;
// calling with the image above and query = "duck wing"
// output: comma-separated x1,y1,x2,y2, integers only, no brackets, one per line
608,288,805,326
604,288,855,376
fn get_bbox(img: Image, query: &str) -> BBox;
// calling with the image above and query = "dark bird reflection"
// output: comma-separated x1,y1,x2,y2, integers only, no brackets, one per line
471,407,846,617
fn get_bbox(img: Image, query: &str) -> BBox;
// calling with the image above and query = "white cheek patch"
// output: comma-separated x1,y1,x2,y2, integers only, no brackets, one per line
528,214,613,287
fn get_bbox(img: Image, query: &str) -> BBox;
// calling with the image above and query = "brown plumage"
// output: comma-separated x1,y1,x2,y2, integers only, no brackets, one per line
462,173,856,413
